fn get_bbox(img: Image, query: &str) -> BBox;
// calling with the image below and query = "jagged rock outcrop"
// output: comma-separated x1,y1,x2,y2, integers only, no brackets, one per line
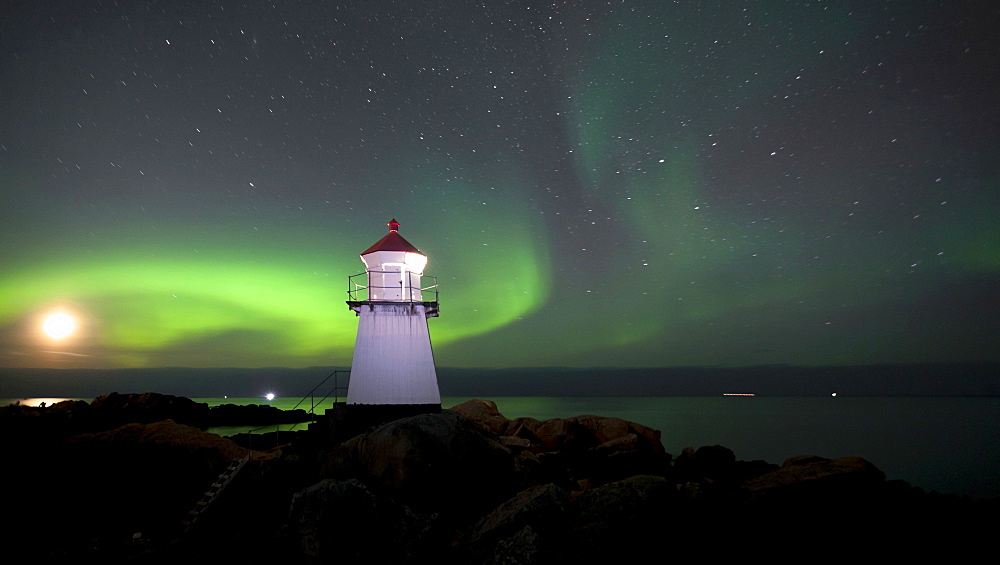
742,454,887,504
450,398,670,488
68,417,249,464
3,393,313,441
458,483,571,563
91,391,212,427
467,483,571,545
449,398,512,435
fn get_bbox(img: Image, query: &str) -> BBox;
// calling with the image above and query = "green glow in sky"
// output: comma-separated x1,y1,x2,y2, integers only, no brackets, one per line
0,205,550,368
2,2,997,370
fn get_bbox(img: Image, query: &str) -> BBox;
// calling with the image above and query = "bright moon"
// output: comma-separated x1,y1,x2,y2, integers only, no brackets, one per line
43,312,76,339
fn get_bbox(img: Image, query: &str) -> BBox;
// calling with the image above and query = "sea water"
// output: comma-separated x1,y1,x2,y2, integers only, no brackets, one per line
5,395,997,499
193,395,1000,499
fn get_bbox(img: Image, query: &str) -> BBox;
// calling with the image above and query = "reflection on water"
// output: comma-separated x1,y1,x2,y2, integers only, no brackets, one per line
207,422,313,437
3,397,79,408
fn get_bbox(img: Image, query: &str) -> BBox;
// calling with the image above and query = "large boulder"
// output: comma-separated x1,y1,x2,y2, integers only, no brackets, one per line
68,417,249,468
458,476,679,563
467,483,571,544
286,478,426,562
325,410,518,516
449,400,670,489
90,392,211,428
12,419,249,557
458,483,571,563
742,454,886,505
674,444,737,482
568,474,679,560
448,398,509,435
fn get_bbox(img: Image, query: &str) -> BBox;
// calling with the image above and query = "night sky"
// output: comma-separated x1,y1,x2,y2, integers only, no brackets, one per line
2,1,998,370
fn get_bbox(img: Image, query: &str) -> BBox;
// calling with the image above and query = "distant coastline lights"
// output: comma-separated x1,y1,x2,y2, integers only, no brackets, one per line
720,392,840,397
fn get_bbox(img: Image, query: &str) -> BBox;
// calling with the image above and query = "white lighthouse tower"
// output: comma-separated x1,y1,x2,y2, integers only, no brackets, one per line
345,219,441,420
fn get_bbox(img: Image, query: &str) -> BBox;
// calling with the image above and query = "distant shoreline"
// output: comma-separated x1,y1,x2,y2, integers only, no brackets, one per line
1,362,997,399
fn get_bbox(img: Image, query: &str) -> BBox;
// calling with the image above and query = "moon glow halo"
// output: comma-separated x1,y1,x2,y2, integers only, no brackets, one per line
42,312,76,340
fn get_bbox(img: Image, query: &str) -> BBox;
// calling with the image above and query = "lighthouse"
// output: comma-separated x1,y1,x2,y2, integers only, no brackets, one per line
345,219,441,422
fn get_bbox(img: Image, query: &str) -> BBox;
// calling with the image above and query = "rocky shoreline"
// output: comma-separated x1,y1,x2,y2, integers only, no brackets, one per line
3,393,993,562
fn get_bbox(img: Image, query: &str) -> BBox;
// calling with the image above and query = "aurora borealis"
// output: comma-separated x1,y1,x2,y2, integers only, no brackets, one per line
2,1,997,370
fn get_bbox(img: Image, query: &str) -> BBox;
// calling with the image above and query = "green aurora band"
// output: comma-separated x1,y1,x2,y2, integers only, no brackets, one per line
0,201,550,368
1,2,997,370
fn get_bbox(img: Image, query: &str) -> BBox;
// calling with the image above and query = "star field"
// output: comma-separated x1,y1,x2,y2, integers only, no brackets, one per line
1,1,997,369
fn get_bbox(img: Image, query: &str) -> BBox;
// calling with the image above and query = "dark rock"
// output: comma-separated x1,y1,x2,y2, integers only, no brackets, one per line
458,483,570,563
493,524,544,564
458,475,680,562
91,392,211,427
325,409,519,516
286,478,428,562
10,419,249,558
467,483,571,544
451,400,671,490
448,398,509,435
1,398,93,444
569,475,678,560
2,393,313,444
732,455,968,552
742,454,886,504
68,417,249,468
514,414,670,487
674,444,737,482
9,394,994,562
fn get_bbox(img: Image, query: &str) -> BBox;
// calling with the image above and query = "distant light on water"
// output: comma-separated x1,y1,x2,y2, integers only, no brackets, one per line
832,392,838,397
265,393,275,401
11,398,75,408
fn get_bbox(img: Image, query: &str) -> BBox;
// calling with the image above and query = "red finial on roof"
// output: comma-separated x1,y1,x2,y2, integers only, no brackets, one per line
361,218,422,255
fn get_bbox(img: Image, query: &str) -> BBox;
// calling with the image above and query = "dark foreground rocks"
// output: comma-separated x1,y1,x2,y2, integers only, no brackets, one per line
282,399,994,562
4,396,995,562
1,392,312,437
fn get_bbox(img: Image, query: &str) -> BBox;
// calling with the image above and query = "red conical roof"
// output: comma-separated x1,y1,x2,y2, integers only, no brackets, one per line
361,218,423,255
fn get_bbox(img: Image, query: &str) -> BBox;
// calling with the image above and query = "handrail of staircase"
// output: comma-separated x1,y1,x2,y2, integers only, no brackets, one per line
288,369,350,415
241,369,350,439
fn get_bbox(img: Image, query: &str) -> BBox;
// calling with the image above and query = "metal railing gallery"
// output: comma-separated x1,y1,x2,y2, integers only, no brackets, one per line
348,270,438,303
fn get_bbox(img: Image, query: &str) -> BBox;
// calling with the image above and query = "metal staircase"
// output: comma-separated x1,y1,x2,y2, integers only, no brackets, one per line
180,454,250,533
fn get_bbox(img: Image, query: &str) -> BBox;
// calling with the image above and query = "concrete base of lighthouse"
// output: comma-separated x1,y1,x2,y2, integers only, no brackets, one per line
325,402,442,444
346,300,441,403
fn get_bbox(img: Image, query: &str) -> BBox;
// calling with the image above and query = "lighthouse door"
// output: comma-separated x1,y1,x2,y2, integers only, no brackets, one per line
368,264,409,301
